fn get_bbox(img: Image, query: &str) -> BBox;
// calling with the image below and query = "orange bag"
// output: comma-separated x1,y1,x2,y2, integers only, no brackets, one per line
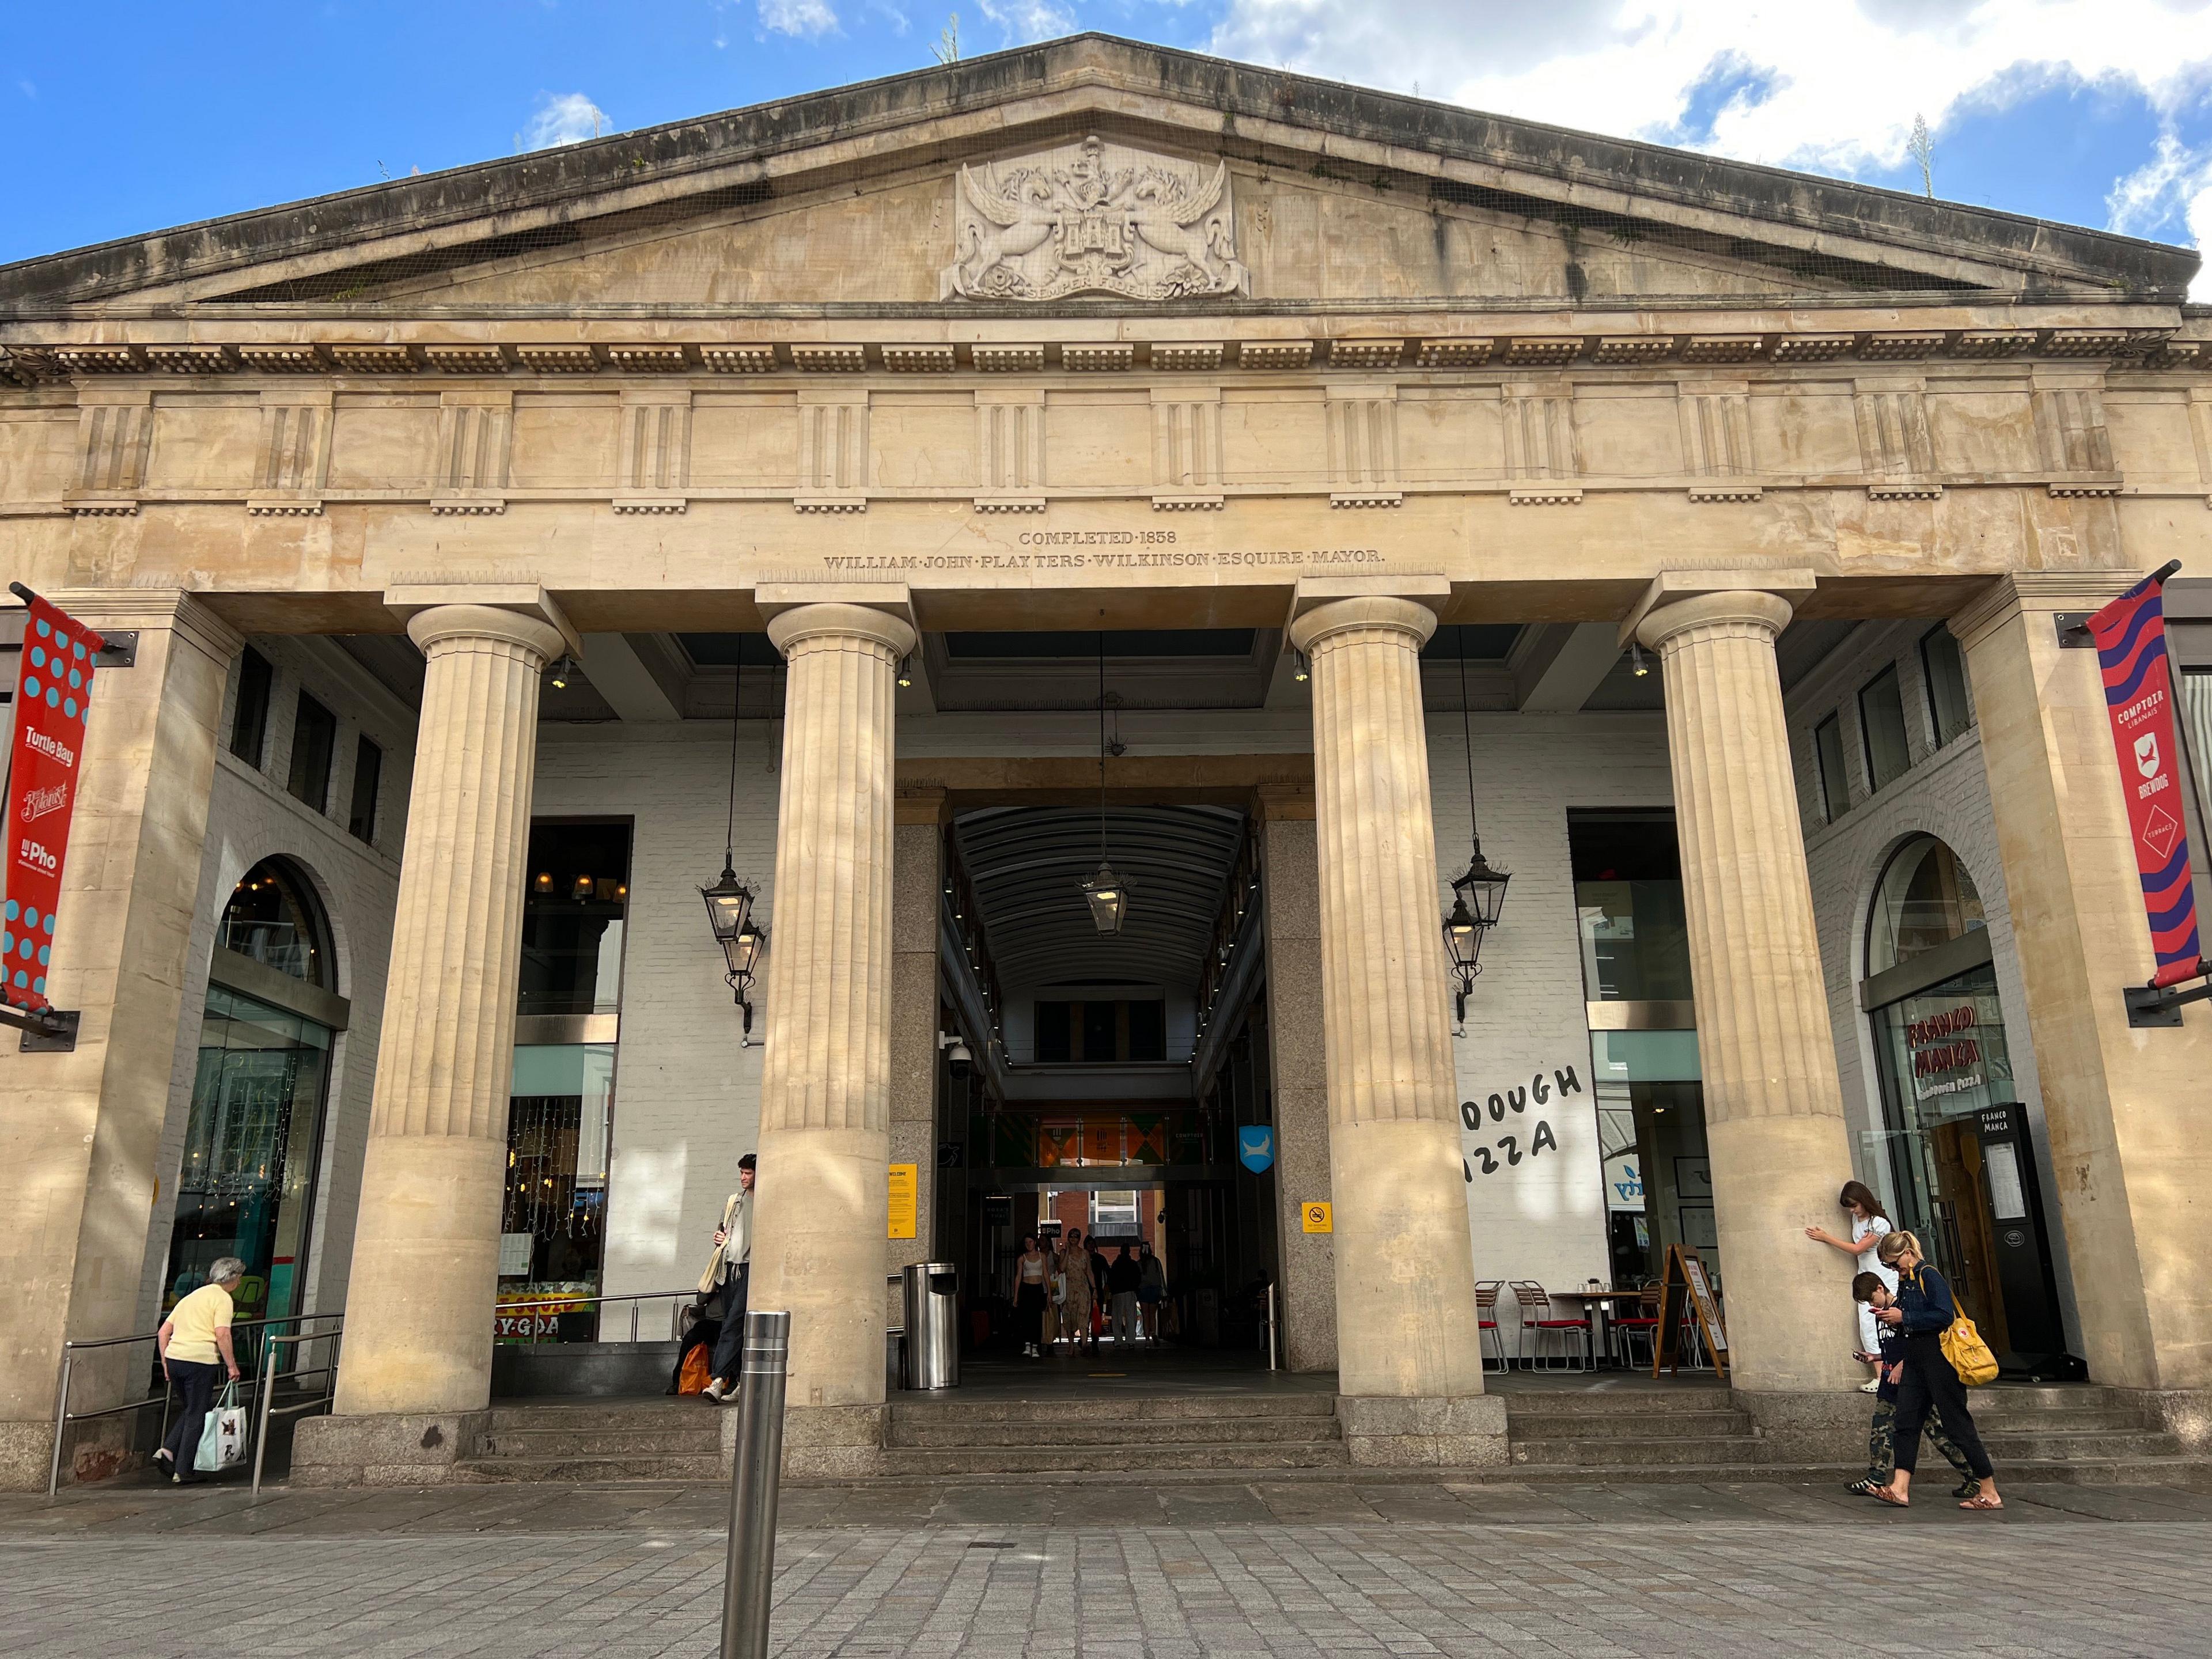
678,1342,713,1396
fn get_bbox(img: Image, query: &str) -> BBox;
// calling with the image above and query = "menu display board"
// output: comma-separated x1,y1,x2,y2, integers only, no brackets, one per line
1652,1243,1729,1381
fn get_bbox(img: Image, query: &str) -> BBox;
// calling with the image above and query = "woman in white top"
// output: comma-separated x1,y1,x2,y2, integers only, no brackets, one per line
1805,1180,1898,1392
1013,1235,1052,1360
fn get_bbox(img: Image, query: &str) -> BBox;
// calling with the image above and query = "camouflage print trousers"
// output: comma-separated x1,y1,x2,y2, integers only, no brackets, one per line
1866,1397,1973,1482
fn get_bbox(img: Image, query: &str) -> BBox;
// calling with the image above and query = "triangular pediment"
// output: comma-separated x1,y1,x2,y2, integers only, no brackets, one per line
0,35,2192,311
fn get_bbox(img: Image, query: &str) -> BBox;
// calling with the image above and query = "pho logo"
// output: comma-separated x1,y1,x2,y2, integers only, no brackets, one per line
2136,733,2161,779
18,838,56,872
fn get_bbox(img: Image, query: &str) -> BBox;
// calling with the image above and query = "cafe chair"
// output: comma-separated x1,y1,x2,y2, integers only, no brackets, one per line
1510,1281,1590,1372
1611,1285,1661,1369
1475,1279,1506,1371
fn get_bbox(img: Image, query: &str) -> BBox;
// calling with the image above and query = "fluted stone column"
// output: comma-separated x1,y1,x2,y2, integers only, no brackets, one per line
326,604,565,1436
1287,597,1498,1465
1635,589,1859,1400
749,602,916,1475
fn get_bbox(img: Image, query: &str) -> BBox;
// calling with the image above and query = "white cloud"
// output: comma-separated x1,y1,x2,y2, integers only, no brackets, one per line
1211,1,2212,291
1215,3,2212,176
975,0,1077,44
761,0,839,35
525,92,611,149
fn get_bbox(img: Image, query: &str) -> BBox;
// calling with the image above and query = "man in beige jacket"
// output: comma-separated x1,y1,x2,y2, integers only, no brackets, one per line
700,1153,755,1403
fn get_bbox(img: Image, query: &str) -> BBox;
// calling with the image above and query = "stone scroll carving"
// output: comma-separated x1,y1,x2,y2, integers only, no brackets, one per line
943,134,1249,302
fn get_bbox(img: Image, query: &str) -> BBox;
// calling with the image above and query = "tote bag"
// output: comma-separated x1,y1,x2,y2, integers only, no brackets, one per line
194,1381,248,1472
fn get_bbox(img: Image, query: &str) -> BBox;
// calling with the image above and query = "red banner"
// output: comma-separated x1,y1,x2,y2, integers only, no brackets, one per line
2085,574,2204,989
5,596,104,1013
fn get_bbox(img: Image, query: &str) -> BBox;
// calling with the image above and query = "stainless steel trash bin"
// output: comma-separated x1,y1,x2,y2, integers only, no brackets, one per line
901,1262,960,1391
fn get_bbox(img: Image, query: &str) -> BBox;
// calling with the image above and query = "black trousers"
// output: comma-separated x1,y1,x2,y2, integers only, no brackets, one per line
160,1359,225,1474
1891,1332,1994,1480
709,1264,751,1384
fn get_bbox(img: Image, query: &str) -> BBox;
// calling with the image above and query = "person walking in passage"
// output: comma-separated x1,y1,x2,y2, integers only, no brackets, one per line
1135,1240,1168,1344
1056,1228,1095,1354
1871,1230,2002,1511
699,1153,755,1403
1805,1180,1897,1392
1849,1272,1979,1499
1014,1234,1052,1359
154,1257,244,1484
1107,1244,1142,1347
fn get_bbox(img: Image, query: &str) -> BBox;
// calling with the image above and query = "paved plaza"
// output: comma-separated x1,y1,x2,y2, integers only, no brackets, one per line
6,1476,2211,1657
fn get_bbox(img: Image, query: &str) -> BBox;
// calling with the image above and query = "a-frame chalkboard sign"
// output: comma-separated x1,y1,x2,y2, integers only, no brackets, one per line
1651,1243,1729,1381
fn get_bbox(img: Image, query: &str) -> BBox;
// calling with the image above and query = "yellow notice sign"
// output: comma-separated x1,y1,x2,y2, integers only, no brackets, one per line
1301,1201,1332,1234
888,1163,919,1240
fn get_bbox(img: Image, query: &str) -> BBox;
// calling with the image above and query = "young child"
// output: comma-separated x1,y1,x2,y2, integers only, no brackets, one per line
1850,1271,1979,1498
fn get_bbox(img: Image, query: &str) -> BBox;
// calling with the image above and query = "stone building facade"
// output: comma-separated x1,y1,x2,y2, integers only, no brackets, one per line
1,36,2208,1487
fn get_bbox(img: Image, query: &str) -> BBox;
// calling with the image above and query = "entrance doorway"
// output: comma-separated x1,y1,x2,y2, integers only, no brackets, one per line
937,800,1284,1374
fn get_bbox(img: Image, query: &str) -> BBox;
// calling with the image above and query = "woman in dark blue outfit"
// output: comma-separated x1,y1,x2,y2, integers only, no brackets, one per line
1871,1230,2003,1512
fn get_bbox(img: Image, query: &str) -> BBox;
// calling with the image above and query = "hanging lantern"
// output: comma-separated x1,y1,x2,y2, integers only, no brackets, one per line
700,864,768,1033
1441,839,1510,1024
1082,862,1127,935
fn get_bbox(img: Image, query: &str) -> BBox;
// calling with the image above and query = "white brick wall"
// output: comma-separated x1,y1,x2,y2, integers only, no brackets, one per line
1431,714,1673,1294
137,635,415,1330
1783,620,2081,1353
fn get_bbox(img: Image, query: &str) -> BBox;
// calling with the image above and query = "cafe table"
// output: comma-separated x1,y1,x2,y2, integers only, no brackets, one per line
1541,1289,1652,1369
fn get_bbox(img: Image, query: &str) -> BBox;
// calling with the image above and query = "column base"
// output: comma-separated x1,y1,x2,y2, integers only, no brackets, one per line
1730,1391,1868,1465
0,1421,56,1493
290,1410,488,1487
770,1403,886,1479
1335,1395,1508,1467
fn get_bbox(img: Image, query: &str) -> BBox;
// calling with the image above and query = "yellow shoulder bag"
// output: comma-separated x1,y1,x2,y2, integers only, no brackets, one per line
1920,1268,1999,1387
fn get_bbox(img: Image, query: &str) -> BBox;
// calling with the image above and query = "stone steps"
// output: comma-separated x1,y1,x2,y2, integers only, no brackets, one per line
881,1391,1344,1476
888,1415,1341,1449
881,1441,1351,1477
455,1452,729,1483
477,1426,726,1459
1502,1408,1752,1441
1509,1434,1764,1468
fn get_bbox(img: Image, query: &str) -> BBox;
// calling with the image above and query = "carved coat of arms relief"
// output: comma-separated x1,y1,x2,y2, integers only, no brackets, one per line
943,134,1249,302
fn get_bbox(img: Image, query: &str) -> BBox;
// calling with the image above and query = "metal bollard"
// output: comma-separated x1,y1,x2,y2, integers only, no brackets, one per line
719,1310,790,1659
250,1333,281,1501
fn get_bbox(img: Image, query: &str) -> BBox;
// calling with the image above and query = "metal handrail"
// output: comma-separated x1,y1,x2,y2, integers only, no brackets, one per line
251,1320,344,1502
48,1307,344,1498
51,1286,706,1498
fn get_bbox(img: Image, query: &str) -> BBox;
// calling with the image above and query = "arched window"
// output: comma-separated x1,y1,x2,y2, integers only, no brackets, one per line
218,857,334,988
1865,834,1984,979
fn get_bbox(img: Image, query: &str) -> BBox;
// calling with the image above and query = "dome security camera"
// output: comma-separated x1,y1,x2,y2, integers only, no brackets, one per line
939,1031,973,1077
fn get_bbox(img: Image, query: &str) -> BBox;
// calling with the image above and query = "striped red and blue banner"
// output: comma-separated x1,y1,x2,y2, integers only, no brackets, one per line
2085,573,2205,989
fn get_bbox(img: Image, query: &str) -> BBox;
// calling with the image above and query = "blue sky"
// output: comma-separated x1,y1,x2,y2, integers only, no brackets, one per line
6,2,2212,289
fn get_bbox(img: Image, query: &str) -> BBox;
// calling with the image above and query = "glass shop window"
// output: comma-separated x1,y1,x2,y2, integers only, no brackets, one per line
1921,626,1974,748
1859,666,1911,793
518,820,632,1016
231,647,274,767
1032,998,1168,1062
219,858,334,988
498,1044,616,1342
1814,713,1850,823
287,692,338,812
347,735,382,844
1569,811,1692,1003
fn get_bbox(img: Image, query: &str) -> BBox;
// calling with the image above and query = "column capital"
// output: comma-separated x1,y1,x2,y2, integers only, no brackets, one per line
1949,570,2143,653
404,603,567,665
1635,589,1794,652
767,600,917,660
384,582,581,658
1288,595,1437,654
1618,567,1816,649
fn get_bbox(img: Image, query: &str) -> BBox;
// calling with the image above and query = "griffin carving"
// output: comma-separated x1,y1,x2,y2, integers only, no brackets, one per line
944,134,1249,302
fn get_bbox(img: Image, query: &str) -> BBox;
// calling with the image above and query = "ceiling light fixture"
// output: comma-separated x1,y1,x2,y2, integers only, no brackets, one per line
700,640,768,1041
1082,628,1128,935
1442,626,1510,1033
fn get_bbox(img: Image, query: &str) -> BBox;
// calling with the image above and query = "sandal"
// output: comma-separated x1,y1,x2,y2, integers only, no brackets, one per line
1959,1493,2003,1511
1870,1486,1910,1508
